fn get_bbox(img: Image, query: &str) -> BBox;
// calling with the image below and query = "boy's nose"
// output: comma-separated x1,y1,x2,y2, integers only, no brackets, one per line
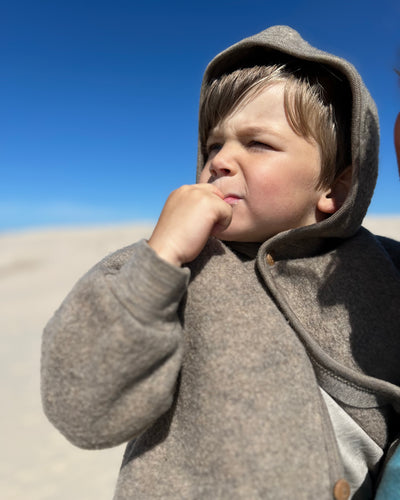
209,146,238,178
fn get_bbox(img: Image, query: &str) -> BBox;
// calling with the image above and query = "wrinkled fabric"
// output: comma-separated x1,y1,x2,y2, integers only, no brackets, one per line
321,388,383,498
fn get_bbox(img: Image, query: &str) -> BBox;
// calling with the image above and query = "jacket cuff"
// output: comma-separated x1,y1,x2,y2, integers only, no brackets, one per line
105,239,190,322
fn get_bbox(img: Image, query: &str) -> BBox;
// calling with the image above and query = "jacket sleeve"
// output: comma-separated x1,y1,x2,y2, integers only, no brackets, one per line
41,239,190,449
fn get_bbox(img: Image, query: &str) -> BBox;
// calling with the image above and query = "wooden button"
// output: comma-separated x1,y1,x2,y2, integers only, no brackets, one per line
266,253,275,266
333,479,351,500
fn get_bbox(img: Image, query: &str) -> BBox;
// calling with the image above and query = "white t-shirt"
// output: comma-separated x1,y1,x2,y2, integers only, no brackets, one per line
320,388,384,499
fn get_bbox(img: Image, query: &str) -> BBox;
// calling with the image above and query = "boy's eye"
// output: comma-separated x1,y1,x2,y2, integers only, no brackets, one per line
208,143,222,152
206,143,222,157
248,140,273,150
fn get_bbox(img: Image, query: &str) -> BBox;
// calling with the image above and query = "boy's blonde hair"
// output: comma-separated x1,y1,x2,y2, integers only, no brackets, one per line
199,65,351,189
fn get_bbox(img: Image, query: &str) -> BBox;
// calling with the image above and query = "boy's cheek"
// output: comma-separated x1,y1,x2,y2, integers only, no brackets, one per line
198,167,209,184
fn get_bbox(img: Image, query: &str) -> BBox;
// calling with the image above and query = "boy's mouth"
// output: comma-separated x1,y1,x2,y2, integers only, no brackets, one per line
223,194,242,205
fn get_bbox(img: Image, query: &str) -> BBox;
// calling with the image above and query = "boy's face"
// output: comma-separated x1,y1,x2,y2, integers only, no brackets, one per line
199,83,329,242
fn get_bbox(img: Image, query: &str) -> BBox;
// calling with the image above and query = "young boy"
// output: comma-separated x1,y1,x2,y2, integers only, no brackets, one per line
41,26,400,499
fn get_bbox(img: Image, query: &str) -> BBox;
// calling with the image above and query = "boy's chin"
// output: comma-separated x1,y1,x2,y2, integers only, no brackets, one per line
213,222,276,243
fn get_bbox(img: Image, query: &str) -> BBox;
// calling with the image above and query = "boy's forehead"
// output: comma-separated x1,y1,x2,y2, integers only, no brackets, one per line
207,83,286,139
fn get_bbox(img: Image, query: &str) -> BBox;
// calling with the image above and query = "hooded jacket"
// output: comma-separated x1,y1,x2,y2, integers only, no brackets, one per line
41,26,400,499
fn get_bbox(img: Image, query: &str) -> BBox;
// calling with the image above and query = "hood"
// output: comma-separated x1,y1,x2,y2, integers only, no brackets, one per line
196,25,379,258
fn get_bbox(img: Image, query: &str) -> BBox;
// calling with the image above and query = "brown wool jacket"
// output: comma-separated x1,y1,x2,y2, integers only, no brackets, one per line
41,26,400,499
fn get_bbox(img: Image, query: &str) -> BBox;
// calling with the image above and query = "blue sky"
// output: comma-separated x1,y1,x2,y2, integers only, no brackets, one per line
1,0,399,231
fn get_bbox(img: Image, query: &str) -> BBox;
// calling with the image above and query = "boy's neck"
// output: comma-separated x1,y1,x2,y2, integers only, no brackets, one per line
223,240,262,259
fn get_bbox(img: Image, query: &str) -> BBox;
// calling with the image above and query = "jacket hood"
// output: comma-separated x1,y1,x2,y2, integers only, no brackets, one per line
197,25,380,258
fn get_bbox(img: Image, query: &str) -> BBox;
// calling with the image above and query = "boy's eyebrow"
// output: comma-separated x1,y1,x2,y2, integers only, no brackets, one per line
207,124,283,142
238,125,281,136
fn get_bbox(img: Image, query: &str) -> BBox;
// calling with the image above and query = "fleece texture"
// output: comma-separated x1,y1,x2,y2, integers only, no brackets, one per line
41,26,400,499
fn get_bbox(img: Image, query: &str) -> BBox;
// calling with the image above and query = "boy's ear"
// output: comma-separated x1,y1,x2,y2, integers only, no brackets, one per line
317,166,352,215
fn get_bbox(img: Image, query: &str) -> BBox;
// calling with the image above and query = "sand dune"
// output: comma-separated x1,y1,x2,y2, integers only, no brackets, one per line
1,224,153,500
1,218,399,500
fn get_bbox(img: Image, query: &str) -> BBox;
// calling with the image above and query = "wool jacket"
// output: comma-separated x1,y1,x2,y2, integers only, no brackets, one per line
41,26,400,499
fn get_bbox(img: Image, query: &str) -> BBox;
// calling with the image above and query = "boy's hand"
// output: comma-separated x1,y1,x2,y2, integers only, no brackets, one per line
148,184,232,266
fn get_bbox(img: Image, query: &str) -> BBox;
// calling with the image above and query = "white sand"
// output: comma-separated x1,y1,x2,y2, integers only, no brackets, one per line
1,218,399,500
0,224,153,500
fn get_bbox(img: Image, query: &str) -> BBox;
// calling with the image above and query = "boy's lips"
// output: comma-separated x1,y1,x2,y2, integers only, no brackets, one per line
223,194,242,205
